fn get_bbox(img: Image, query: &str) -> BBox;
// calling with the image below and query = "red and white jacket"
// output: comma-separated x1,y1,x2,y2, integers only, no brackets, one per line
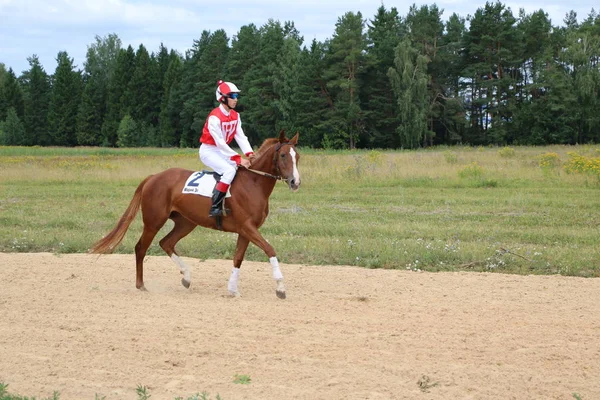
200,105,254,164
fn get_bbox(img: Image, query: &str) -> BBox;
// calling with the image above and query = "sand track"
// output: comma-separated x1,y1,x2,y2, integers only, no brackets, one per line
1,252,599,399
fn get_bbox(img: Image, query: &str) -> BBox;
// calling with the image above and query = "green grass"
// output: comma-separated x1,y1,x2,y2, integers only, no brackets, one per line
1,144,599,276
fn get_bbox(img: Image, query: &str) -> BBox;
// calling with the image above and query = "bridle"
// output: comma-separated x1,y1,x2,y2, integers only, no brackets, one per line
245,142,294,181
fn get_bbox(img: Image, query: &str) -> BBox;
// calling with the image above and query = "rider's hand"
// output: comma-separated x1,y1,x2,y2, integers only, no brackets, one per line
240,158,251,169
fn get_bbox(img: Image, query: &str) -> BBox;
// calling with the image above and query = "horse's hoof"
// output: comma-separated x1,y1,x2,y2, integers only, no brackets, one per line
138,285,148,292
229,290,241,297
181,278,191,289
276,290,286,299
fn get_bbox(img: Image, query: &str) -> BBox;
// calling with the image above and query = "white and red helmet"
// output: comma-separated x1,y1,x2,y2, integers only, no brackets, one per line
215,80,241,102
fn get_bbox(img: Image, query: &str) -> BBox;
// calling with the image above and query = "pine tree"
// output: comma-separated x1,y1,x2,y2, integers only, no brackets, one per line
323,12,368,149
156,43,171,88
388,39,429,149
190,30,230,138
1,107,26,145
48,51,82,146
406,4,446,146
0,68,25,122
273,36,302,133
242,19,287,143
462,2,520,144
0,64,7,121
289,40,331,148
77,73,105,146
364,5,406,148
102,45,135,146
76,34,121,146
159,51,184,147
22,55,51,146
172,31,211,147
567,11,600,143
226,24,261,91
128,44,157,128
116,114,139,147
437,13,468,144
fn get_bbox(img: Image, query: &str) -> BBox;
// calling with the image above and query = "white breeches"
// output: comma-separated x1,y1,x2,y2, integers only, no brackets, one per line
199,145,237,185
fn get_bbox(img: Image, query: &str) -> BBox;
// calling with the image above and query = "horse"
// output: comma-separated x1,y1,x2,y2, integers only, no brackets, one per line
90,130,301,299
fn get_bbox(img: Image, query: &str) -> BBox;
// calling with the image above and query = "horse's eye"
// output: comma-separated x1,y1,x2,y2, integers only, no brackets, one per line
281,153,286,158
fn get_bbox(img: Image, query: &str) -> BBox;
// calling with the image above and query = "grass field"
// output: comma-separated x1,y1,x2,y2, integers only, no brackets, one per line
1,143,599,277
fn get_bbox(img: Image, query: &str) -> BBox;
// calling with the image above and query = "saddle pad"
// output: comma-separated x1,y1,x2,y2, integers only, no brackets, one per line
182,171,232,198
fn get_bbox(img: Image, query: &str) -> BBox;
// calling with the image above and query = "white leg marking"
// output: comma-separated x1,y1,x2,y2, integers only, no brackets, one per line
269,256,284,280
171,254,191,283
289,148,301,187
276,279,286,294
228,267,241,297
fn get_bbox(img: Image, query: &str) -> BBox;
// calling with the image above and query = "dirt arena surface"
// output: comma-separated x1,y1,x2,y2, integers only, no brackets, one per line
1,252,599,399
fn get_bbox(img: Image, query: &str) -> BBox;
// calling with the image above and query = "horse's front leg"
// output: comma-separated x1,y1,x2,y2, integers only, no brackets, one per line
269,256,286,299
229,235,250,297
239,226,286,299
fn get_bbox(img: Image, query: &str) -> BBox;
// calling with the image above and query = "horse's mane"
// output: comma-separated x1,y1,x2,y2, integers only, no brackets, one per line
253,138,280,160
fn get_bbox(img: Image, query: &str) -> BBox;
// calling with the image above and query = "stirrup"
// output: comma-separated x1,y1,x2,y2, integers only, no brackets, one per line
209,208,224,217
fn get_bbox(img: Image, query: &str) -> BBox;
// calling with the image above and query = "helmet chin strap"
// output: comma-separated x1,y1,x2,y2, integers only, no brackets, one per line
221,97,236,111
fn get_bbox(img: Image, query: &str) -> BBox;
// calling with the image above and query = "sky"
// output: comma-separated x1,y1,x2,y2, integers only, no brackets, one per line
0,0,597,75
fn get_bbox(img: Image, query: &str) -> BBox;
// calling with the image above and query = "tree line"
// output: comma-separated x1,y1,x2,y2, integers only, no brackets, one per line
0,2,599,149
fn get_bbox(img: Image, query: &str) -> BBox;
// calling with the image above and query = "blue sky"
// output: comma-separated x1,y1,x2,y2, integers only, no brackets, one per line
0,0,597,75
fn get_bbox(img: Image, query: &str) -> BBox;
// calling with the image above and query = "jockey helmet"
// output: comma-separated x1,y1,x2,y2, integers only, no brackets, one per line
215,80,241,103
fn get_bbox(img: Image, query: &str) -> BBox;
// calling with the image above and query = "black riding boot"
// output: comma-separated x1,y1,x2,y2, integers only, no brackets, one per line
209,189,226,217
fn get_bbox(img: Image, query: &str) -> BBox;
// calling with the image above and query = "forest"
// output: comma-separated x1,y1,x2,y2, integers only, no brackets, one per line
0,2,599,149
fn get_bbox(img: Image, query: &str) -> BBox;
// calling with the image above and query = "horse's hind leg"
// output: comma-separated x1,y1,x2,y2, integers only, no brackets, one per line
135,203,172,290
228,235,250,297
135,225,160,291
159,213,197,288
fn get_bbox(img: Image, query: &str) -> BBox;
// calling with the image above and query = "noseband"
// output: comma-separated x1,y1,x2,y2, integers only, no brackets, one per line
246,142,294,181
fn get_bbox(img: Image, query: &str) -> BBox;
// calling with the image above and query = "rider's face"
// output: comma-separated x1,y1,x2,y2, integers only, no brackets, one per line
226,96,238,109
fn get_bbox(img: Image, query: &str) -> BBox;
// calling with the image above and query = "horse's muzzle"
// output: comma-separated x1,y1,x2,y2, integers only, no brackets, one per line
287,178,300,192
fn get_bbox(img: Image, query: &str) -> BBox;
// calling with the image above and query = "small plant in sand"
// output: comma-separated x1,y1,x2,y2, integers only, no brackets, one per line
136,385,151,400
0,382,60,399
233,374,252,384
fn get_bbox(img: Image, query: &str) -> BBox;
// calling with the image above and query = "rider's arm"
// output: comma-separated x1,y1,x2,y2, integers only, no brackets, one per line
234,118,254,158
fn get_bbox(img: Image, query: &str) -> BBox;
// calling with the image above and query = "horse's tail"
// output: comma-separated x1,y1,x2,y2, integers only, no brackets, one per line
89,175,153,255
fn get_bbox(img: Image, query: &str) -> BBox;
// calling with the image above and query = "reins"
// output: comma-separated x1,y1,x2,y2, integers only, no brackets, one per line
244,141,293,181
245,168,284,180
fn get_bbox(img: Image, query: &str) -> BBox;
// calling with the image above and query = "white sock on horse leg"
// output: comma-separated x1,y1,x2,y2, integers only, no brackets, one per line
171,254,191,282
269,256,284,280
228,267,240,293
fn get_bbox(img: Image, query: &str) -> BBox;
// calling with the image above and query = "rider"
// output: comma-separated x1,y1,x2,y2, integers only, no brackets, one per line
199,80,254,217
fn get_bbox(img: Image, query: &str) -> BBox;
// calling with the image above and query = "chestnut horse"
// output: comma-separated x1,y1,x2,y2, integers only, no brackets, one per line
90,131,301,299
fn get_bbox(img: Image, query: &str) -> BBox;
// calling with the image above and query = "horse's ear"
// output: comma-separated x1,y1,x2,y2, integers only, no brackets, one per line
289,132,299,145
278,129,287,143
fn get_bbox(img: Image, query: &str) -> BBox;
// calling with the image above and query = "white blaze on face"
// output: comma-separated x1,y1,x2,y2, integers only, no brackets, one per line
289,148,301,188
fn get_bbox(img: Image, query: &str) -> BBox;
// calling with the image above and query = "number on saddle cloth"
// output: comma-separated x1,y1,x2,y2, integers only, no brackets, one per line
182,170,231,197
